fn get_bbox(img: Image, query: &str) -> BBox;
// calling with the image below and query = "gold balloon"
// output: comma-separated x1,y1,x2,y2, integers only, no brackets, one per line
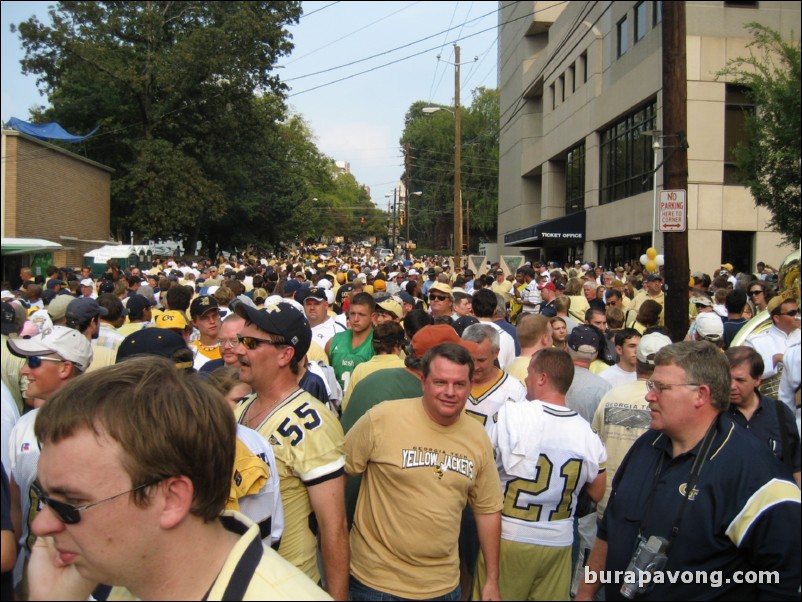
646,247,657,260
646,259,657,272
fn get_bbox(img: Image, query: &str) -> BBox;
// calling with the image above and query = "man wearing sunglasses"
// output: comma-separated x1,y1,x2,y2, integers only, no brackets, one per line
6,326,92,597
577,341,801,601
746,295,800,383
25,356,328,600
233,302,348,600
428,282,455,319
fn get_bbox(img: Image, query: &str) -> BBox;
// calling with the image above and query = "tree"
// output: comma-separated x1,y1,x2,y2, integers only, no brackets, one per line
12,1,303,250
400,87,499,252
717,23,801,245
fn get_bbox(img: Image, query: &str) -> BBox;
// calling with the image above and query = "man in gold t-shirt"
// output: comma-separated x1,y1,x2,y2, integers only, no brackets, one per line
345,342,503,600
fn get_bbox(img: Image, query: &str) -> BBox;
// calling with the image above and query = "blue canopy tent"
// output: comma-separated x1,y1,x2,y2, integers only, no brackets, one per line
5,117,98,142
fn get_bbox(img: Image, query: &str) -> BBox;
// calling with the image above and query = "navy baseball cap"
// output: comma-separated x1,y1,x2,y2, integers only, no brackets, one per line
234,301,312,359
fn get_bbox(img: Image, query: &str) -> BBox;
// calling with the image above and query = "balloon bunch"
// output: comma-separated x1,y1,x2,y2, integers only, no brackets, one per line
639,247,665,274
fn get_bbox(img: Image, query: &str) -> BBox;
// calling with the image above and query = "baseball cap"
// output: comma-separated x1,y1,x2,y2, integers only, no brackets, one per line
694,313,724,343
302,287,327,303
155,310,190,330
636,332,673,364
453,315,479,336
7,325,93,371
47,294,76,322
398,291,415,306
80,278,94,288
234,301,312,359
567,325,602,354
66,297,109,325
410,325,462,358
284,279,302,296
767,294,787,315
1,301,15,335
691,295,712,307
126,294,152,319
116,328,191,368
645,273,664,282
721,263,734,272
429,282,453,297
539,282,556,291
190,295,220,319
376,298,403,319
408,269,419,276
373,279,387,292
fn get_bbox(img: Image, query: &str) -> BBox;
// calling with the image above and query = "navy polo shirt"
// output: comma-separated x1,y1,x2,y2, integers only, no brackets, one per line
729,392,801,474
599,414,801,600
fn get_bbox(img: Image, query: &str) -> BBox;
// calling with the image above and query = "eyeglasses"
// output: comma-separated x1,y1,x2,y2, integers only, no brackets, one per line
32,479,160,525
26,356,66,369
217,337,240,348
748,290,763,296
780,309,799,317
646,381,701,394
429,294,449,302
237,335,285,350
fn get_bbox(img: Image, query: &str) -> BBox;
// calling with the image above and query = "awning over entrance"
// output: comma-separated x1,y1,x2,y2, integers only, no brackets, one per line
503,211,586,246
1,238,63,256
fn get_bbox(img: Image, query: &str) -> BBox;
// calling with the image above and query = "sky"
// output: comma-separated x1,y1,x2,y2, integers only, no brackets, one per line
1,1,499,208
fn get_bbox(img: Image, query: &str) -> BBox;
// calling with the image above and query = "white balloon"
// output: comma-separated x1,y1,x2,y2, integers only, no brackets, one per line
656,254,665,267
640,254,649,266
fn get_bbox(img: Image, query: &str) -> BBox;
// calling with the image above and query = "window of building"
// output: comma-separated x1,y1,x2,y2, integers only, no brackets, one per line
580,51,588,84
724,1,758,7
634,2,647,43
600,101,657,204
565,142,586,214
653,1,663,26
724,84,754,185
721,231,754,275
550,83,556,110
569,65,576,93
617,15,629,57
560,74,566,102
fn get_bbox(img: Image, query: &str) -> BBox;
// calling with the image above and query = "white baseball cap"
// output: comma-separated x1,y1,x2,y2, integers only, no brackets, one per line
7,325,93,371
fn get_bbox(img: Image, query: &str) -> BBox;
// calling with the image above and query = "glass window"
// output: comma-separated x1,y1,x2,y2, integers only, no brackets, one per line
565,142,586,214
634,2,647,43
724,84,753,185
617,16,629,57
560,74,566,102
599,101,657,204
653,1,662,26
581,51,588,84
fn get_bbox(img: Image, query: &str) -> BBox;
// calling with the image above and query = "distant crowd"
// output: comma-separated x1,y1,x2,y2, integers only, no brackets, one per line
1,248,799,601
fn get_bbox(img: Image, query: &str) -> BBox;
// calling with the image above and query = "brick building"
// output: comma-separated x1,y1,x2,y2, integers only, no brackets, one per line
1,128,113,276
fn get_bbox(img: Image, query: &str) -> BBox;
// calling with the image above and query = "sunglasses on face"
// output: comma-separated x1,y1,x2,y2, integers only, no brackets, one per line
748,290,763,296
780,309,799,317
429,294,449,302
237,335,285,350
32,479,159,525
26,356,65,369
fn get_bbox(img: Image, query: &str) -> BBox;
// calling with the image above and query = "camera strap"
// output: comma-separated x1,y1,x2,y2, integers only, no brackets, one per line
641,418,719,552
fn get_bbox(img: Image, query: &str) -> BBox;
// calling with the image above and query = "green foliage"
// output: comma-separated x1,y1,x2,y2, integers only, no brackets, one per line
400,88,499,251
717,23,801,245
12,1,310,252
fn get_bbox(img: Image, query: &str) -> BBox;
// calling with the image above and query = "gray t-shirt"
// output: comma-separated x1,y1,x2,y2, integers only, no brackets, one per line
566,366,612,424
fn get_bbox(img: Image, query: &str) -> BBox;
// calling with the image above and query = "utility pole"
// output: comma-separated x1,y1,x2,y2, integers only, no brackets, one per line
405,143,412,259
662,1,690,341
454,44,463,270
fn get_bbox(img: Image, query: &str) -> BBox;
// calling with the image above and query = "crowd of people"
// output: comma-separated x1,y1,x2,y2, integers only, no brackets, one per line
0,248,799,601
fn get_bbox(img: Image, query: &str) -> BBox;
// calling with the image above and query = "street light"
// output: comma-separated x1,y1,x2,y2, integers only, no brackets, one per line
422,105,461,268
642,129,664,250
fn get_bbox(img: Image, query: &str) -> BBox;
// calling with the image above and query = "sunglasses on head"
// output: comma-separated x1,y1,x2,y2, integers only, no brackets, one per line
429,294,449,302
26,355,66,369
237,335,286,350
